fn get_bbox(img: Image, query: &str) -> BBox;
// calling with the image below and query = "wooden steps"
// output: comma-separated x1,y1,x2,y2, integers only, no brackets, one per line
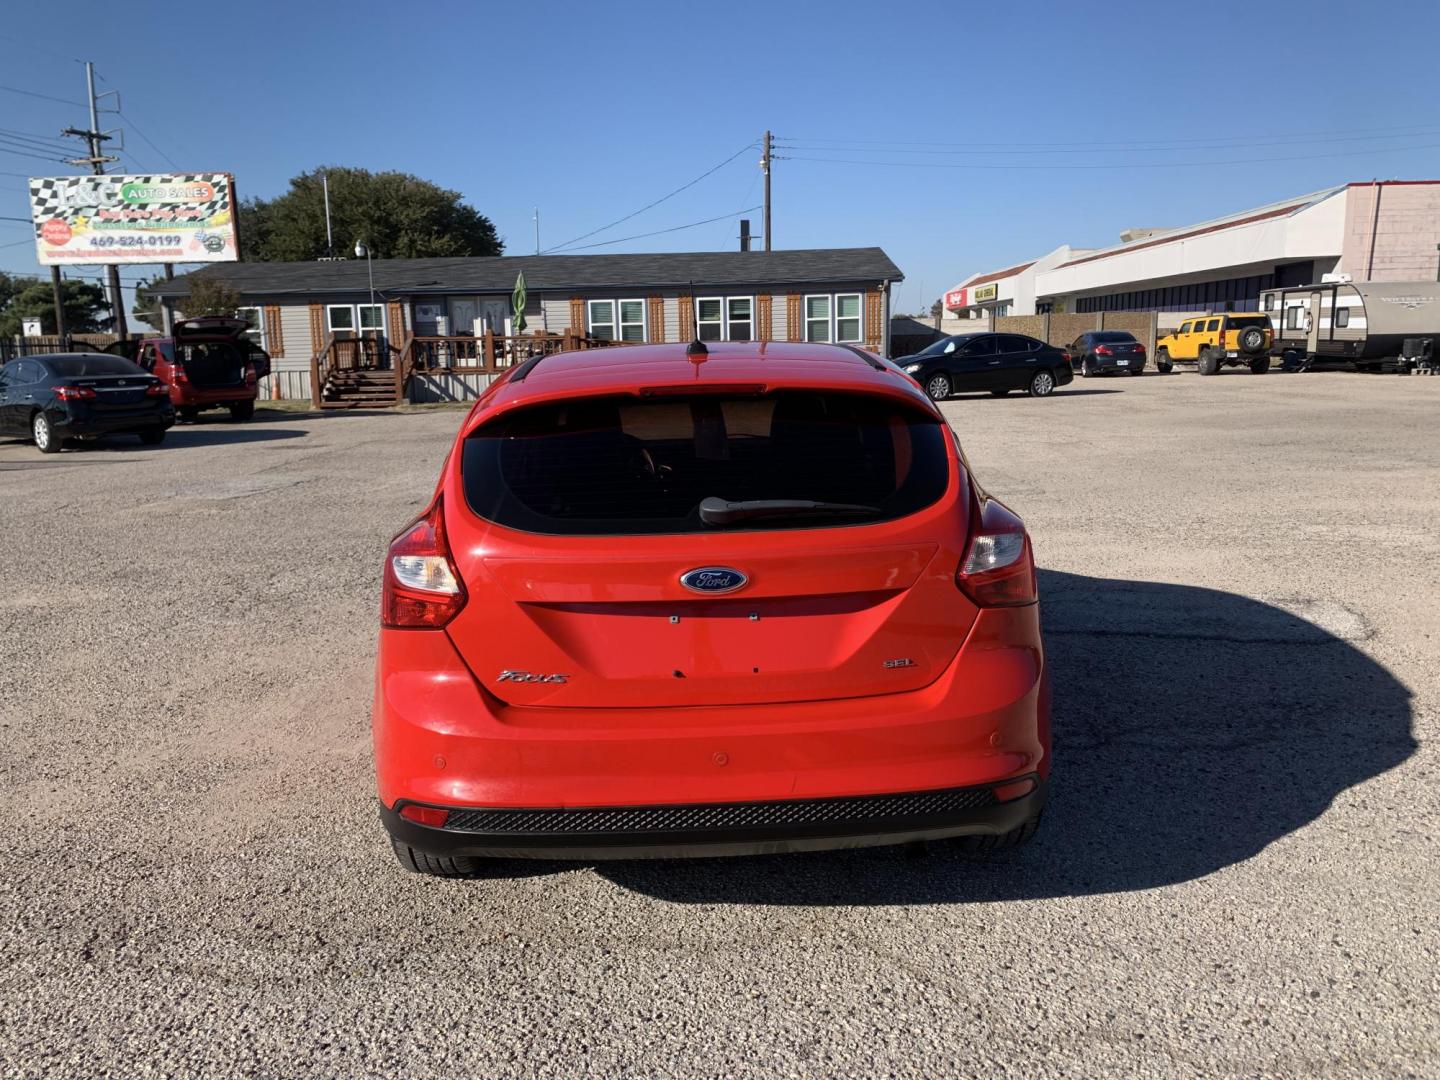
320,368,400,409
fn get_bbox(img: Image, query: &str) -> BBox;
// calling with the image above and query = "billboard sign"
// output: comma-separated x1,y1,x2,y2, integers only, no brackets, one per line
27,173,238,265
944,287,967,311
972,282,999,303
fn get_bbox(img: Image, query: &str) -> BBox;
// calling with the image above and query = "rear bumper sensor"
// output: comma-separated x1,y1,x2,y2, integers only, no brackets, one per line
380,777,1045,861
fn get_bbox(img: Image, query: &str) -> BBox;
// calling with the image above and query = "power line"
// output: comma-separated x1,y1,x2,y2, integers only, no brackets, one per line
557,205,763,253
0,127,74,152
0,83,84,107
116,111,182,171
781,142,1440,171
0,142,69,165
778,128,1440,157
780,120,1440,151
543,141,758,253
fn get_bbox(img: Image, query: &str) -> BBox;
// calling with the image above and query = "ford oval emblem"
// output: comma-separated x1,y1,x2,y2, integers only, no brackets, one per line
680,567,748,594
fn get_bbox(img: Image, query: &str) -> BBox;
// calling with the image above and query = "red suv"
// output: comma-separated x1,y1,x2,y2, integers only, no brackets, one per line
108,317,268,422
374,341,1050,874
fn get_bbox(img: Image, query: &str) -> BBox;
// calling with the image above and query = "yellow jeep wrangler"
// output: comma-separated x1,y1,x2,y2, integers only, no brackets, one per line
1155,313,1273,375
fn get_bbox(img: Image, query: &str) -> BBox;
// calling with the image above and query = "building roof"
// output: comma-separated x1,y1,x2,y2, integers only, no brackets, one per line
1054,186,1346,269
955,260,1036,290
150,248,903,299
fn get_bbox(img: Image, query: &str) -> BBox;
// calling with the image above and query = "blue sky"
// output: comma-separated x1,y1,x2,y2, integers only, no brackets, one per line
4,0,1440,318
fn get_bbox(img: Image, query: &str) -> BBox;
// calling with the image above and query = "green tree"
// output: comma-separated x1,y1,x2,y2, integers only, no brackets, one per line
239,167,503,262
182,276,243,317
0,275,110,337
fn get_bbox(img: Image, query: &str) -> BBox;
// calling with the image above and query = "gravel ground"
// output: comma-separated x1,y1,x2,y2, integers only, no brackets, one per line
1,371,1436,1078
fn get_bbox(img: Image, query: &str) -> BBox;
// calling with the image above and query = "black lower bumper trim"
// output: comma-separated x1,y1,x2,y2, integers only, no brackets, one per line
380,778,1046,860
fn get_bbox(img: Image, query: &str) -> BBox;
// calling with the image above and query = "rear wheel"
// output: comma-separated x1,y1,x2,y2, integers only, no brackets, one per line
228,400,255,422
139,428,166,445
32,411,61,454
391,837,485,878
1080,357,1093,377
951,813,1042,856
924,373,952,401
1198,348,1220,376
1156,349,1173,373
1249,356,1271,374
1028,370,1056,397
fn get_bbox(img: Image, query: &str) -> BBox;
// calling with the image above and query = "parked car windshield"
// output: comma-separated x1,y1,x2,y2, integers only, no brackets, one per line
43,355,144,378
1227,316,1270,329
1092,331,1137,343
914,336,967,357
461,391,950,535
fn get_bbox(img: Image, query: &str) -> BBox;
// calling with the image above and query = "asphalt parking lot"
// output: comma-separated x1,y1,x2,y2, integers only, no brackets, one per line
2,370,1437,1078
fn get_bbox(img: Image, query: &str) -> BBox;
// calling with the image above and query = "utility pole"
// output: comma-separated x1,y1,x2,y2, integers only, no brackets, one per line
322,172,335,257
762,130,772,252
62,62,127,341
534,207,540,255
50,268,67,341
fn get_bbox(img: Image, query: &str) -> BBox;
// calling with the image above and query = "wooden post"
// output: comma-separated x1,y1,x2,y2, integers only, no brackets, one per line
483,329,495,369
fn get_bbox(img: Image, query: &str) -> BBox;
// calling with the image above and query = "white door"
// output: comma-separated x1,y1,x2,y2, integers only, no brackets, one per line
480,300,510,336
449,299,478,336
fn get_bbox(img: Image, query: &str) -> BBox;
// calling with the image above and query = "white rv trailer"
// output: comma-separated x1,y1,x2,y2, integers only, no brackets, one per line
1260,280,1440,371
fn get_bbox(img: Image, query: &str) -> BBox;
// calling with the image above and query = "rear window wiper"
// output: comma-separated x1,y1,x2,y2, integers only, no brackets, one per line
698,496,882,527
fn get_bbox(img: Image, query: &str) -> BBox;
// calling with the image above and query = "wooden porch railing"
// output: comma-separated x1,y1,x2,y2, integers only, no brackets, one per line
408,329,619,374
311,329,622,406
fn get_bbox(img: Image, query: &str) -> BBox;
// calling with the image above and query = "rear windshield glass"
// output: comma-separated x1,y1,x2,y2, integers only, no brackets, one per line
461,391,951,535
1092,331,1137,343
44,355,143,378
1227,316,1269,329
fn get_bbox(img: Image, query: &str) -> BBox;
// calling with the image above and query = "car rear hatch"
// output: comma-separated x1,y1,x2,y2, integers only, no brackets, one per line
441,386,975,708
172,317,256,387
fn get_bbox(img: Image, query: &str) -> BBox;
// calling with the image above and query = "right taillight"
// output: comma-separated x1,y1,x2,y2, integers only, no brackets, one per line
956,499,1037,607
381,496,467,629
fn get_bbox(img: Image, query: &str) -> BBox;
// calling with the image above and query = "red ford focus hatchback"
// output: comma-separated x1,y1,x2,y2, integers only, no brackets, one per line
373,341,1050,875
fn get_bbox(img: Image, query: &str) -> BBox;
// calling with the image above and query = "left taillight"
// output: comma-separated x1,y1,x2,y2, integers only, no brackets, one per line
381,496,467,629
53,385,96,401
145,382,168,397
956,498,1037,607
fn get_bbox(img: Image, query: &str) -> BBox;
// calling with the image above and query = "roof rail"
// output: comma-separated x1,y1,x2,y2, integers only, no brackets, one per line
836,344,887,372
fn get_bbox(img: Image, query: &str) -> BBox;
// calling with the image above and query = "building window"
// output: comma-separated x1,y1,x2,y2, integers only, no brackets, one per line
696,297,724,342
727,297,753,342
835,293,861,342
587,299,645,342
805,295,831,342
327,304,386,340
1335,307,1350,328
237,306,264,349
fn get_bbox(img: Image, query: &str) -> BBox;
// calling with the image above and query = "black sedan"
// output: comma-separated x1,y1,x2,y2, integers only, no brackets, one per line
895,332,1074,400
1069,331,1147,377
0,353,174,454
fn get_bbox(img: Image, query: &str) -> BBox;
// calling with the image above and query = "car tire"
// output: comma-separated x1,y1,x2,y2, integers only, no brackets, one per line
989,388,1011,397
1249,356,1271,374
32,411,61,454
951,813,1042,856
1238,327,1266,354
1028,370,1056,397
178,406,200,423
1198,348,1220,376
1080,358,1093,377
1156,350,1173,373
391,837,484,878
139,428,166,445
924,373,952,401
228,400,255,422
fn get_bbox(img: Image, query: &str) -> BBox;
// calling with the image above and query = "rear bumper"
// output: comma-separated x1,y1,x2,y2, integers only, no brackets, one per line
171,386,256,406
380,778,1047,859
373,604,1051,848
55,404,173,435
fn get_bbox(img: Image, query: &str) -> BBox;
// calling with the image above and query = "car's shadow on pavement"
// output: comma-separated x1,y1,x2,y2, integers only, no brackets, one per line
597,569,1415,905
